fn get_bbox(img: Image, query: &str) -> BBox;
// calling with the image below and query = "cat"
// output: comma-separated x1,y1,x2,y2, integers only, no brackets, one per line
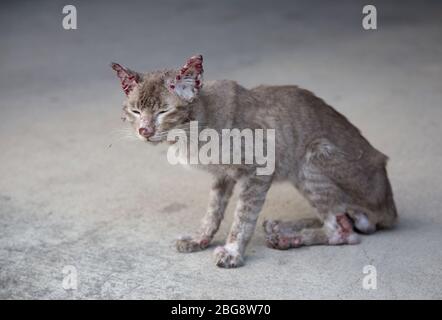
111,54,397,268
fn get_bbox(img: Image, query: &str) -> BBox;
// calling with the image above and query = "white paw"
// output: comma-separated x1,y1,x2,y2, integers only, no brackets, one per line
328,232,360,245
346,233,361,245
213,244,244,268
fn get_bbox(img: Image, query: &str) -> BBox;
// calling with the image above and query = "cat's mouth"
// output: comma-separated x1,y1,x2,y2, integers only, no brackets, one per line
136,128,174,144
136,128,164,144
142,134,166,144
147,137,163,144
149,135,178,145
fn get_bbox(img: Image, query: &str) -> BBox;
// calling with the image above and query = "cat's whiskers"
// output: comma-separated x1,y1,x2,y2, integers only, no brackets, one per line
112,127,139,142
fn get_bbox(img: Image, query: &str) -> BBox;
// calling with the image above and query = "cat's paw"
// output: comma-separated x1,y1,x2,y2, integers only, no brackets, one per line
265,232,303,250
214,245,244,268
175,236,210,253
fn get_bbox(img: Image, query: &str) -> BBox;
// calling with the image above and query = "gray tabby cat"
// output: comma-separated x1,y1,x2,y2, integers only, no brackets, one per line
111,54,397,268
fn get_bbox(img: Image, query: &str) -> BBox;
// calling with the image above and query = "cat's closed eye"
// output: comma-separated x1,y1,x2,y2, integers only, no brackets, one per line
131,109,141,115
157,110,167,116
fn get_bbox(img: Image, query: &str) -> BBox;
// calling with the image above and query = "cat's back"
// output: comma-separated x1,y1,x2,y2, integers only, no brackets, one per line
251,84,340,119
200,80,268,128
251,84,387,166
251,84,363,138
250,85,305,106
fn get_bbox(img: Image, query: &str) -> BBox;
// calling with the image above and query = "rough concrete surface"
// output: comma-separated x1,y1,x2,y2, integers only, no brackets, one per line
0,0,441,299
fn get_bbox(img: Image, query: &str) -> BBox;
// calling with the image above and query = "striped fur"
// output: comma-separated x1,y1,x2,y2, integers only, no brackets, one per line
111,56,398,268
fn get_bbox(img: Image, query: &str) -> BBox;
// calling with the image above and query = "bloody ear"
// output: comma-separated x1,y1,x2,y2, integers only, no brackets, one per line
110,62,141,96
168,54,203,102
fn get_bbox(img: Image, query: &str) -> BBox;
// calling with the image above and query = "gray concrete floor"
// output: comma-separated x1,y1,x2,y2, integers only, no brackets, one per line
1,0,441,299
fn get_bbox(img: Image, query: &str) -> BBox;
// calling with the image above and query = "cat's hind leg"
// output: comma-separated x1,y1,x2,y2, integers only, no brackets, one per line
264,213,360,250
348,210,376,234
263,137,371,250
263,218,323,250
263,218,322,234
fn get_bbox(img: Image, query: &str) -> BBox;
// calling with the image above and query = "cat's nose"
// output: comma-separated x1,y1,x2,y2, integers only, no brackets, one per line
139,127,154,138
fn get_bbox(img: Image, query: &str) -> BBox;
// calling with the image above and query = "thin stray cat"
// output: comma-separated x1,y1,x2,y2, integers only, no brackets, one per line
111,54,397,268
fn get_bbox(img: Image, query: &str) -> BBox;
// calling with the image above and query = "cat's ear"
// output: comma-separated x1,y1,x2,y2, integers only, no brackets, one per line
110,62,141,96
167,54,203,102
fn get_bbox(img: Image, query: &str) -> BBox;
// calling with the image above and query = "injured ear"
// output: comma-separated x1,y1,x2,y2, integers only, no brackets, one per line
110,62,141,96
168,54,204,102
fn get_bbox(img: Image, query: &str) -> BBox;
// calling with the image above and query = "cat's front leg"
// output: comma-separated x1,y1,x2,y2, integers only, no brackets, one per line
176,175,236,253
214,174,273,268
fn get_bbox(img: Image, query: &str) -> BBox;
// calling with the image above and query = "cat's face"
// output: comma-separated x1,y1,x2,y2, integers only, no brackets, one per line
120,72,191,143
111,55,203,143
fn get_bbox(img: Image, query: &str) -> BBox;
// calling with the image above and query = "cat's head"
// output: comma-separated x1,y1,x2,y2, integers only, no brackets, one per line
111,55,203,143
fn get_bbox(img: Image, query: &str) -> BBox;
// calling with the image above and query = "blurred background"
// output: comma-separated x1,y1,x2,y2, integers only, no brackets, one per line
1,0,441,299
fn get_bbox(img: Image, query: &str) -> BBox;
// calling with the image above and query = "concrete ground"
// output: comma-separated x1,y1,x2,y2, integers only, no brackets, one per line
1,0,441,299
